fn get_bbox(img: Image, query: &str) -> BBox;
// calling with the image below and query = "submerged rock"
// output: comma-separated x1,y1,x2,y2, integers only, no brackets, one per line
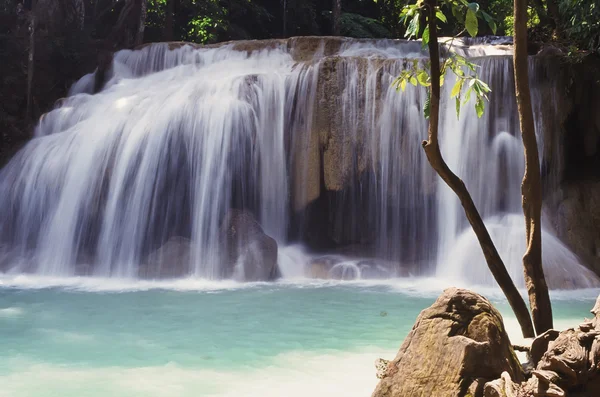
220,210,279,281
141,236,192,278
307,256,340,279
306,256,395,280
372,287,523,397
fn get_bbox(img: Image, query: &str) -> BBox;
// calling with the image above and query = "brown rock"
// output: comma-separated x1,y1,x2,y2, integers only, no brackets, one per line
483,372,519,397
220,210,279,281
141,236,191,278
372,288,523,397
531,330,561,367
538,329,589,387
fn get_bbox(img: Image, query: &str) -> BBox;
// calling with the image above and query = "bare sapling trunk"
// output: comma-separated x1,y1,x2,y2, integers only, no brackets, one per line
282,0,287,37
26,0,36,124
163,0,174,41
513,0,553,334
422,0,535,338
135,0,147,46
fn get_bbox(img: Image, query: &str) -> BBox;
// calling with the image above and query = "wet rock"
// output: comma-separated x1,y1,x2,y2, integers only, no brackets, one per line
220,210,279,281
554,182,600,277
329,262,361,280
306,256,394,280
141,236,191,278
356,260,393,279
372,288,523,397
306,256,339,279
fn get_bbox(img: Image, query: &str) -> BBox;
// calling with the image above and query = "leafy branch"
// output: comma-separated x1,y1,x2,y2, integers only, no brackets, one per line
391,0,497,119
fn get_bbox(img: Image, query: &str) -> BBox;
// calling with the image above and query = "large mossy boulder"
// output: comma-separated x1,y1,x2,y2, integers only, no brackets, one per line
373,287,523,397
220,209,279,281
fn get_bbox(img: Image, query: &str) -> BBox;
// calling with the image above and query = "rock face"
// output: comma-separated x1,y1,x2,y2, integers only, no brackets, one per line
478,294,600,397
553,182,600,275
140,236,192,278
220,210,279,281
373,287,523,397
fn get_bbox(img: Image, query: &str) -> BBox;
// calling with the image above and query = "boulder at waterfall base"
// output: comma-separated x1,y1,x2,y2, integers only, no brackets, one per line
220,209,279,281
140,236,192,278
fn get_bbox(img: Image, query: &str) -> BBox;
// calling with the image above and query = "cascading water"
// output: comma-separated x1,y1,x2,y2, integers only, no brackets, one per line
434,56,597,288
0,37,597,288
0,43,308,278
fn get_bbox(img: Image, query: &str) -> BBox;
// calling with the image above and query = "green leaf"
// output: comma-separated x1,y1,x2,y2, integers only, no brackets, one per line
455,97,461,119
409,75,418,86
452,6,464,24
475,98,484,118
477,79,491,92
450,79,463,98
463,87,473,104
436,10,447,23
405,14,420,38
424,92,431,119
467,2,480,13
481,11,497,35
422,26,430,46
466,60,477,73
400,78,407,92
417,70,430,86
465,9,478,37
471,80,483,96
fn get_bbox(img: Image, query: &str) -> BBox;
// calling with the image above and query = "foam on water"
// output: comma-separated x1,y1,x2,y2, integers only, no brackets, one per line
1,271,598,302
0,307,23,317
0,274,247,293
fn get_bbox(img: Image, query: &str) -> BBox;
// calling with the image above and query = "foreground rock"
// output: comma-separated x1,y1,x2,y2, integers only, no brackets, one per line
375,288,600,397
373,287,523,397
220,210,279,281
487,295,600,397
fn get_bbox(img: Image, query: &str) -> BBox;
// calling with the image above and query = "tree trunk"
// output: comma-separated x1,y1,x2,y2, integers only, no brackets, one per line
105,0,145,49
282,0,287,37
545,0,562,38
513,0,553,335
26,0,36,124
163,0,174,41
332,0,341,36
422,0,535,338
134,0,146,46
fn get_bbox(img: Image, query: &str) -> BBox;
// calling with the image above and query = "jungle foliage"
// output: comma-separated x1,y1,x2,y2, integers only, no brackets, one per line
138,0,599,53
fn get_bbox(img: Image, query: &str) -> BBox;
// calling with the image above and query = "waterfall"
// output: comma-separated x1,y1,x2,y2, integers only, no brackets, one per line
0,37,596,288
0,43,308,278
